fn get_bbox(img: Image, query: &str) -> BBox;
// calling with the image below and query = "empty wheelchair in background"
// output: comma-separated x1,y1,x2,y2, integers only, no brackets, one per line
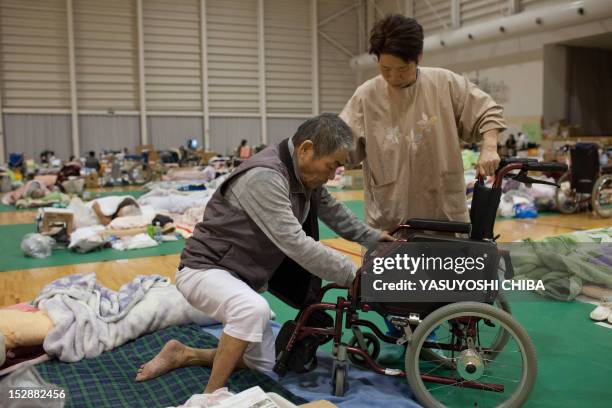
555,143,612,217
275,158,567,408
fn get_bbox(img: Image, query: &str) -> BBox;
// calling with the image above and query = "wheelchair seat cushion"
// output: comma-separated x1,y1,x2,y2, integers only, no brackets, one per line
407,218,471,234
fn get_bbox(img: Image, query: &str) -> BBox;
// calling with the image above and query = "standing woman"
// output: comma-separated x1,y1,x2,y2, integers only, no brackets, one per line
237,139,252,160
340,14,506,362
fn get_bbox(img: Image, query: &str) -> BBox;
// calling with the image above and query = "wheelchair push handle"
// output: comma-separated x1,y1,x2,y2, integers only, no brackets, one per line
523,162,568,173
481,159,568,188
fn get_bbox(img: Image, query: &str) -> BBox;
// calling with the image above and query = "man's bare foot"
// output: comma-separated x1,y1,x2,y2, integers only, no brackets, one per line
135,339,187,381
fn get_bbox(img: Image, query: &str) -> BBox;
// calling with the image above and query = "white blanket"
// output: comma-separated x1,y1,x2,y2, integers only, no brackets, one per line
33,273,215,362
138,188,212,214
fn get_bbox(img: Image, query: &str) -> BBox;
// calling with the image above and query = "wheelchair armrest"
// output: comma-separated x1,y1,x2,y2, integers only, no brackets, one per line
406,218,472,234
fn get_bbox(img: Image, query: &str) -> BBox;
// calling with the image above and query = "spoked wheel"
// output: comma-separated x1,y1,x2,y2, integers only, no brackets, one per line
592,175,612,218
405,302,537,408
555,173,579,214
348,332,380,368
485,292,512,361
127,163,152,185
420,293,512,369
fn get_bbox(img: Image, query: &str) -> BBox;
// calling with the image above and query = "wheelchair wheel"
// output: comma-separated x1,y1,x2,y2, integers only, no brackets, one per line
332,365,347,396
485,292,511,361
592,174,612,218
555,173,579,214
127,163,152,185
348,332,380,368
405,302,536,408
420,293,511,369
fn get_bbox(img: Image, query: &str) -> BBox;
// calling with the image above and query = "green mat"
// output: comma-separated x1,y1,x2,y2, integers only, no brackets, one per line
0,199,365,272
37,324,306,408
0,224,184,272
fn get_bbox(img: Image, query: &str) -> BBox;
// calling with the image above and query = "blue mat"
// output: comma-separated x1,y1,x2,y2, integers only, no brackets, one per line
203,323,421,408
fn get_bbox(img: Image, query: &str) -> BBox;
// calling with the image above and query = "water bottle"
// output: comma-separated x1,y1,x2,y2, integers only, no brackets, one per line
154,221,162,243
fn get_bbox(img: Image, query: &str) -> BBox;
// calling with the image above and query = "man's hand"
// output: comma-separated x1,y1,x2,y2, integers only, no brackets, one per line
477,130,501,176
379,231,396,241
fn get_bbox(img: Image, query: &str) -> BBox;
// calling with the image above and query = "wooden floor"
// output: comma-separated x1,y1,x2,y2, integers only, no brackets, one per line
0,255,181,306
0,210,37,225
88,185,144,192
0,187,609,307
329,189,364,201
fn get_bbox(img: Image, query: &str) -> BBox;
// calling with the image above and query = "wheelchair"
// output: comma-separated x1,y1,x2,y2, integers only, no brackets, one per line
555,143,612,218
275,158,567,408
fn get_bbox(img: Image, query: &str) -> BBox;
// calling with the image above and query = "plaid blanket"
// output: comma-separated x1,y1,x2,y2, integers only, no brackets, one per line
37,324,307,407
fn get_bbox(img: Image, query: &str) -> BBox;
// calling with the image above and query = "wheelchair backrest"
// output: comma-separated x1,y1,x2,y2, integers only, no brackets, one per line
570,143,600,193
469,180,502,240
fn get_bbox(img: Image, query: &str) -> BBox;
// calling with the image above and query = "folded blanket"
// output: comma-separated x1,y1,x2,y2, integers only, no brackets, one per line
510,240,612,301
32,273,215,362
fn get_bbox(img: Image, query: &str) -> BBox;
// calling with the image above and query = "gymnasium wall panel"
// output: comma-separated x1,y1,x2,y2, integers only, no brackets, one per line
79,115,140,154
4,114,71,160
148,116,204,150
209,117,261,155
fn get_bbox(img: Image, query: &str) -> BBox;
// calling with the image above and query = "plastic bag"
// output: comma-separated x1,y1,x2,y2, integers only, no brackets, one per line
21,233,55,258
68,226,106,253
513,203,538,219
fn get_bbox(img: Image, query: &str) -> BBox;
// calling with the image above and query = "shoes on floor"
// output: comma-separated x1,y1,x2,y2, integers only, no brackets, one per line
589,302,612,322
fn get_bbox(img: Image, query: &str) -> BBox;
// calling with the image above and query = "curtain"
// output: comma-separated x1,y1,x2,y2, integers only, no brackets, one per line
566,46,612,135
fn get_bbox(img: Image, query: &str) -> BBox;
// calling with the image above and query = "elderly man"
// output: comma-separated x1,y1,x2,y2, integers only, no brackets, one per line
135,113,392,392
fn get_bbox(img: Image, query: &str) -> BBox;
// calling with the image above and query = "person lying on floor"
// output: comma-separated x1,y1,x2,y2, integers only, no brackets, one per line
89,195,141,225
135,113,394,391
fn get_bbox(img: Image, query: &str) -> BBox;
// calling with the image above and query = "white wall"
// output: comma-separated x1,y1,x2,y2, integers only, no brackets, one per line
422,15,612,138
463,60,544,118
358,5,612,142
0,0,361,161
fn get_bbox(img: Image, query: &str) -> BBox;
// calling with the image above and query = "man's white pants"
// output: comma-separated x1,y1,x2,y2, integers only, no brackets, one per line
176,266,275,373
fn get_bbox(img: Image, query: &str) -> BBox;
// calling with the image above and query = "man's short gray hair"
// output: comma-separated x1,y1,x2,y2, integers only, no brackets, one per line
292,113,354,157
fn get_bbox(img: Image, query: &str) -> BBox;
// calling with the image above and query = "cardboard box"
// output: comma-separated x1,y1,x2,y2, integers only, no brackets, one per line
38,208,75,234
85,172,99,188
136,144,158,162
